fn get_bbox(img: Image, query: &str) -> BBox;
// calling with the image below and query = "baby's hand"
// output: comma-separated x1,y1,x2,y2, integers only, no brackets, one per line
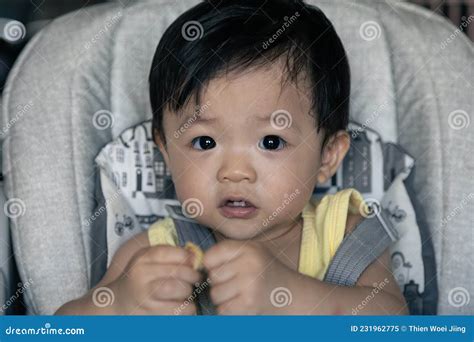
203,240,292,314
110,245,202,315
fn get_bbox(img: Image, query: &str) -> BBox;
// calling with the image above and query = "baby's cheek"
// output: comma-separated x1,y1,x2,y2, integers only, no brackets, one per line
174,180,216,219
283,189,308,218
260,171,307,201
262,189,307,224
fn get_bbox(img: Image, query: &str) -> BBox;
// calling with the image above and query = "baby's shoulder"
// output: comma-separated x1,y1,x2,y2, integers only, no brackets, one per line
344,211,364,236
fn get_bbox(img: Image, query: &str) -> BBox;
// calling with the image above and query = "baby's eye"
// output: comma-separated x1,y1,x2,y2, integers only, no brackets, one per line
191,136,216,150
258,135,287,151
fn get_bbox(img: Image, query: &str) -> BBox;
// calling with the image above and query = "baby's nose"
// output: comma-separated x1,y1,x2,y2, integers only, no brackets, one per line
216,153,257,183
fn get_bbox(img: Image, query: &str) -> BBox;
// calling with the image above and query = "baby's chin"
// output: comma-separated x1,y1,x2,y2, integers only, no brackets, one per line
208,219,267,241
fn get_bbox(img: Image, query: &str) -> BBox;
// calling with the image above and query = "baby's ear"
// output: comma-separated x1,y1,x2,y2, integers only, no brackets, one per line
154,129,170,166
316,130,350,184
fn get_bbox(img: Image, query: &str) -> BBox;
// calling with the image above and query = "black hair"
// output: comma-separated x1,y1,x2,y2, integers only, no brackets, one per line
149,0,350,146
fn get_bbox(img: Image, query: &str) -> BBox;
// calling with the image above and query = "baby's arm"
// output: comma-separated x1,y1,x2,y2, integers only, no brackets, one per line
55,231,201,315
283,212,407,315
55,231,147,315
285,248,408,315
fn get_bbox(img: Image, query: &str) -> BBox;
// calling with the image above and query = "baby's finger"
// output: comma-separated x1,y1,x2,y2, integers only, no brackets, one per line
152,264,202,284
209,277,240,305
203,240,245,270
150,278,194,301
207,258,239,285
146,245,194,267
216,295,253,315
146,300,196,315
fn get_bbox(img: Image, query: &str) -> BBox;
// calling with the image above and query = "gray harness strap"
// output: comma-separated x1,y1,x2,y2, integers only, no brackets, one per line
166,203,398,314
323,206,398,286
165,205,217,315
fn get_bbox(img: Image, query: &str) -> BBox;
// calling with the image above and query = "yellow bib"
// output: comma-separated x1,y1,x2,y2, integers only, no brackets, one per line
148,188,365,280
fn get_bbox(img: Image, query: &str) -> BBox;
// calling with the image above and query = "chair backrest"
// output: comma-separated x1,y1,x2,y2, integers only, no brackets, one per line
1,0,472,315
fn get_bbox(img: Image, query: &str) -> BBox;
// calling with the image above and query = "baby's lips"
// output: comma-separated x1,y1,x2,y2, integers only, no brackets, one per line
184,242,204,271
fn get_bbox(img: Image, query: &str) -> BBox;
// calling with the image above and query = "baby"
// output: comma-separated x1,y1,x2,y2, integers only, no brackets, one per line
56,0,407,315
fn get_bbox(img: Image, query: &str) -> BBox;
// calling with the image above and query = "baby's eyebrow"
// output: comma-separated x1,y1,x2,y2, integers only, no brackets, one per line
254,113,302,133
177,112,301,133
177,113,217,127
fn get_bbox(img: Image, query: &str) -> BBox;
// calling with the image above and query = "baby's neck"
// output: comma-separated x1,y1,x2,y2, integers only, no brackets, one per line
214,216,304,271
261,216,304,271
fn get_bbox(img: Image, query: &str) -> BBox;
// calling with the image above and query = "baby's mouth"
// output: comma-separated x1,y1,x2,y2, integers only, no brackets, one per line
224,200,253,207
218,197,258,219
218,196,257,208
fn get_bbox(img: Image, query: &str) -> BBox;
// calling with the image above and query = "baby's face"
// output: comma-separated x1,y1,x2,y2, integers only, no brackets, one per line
158,63,326,241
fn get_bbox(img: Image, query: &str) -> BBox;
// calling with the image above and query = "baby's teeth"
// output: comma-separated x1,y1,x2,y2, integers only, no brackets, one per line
229,201,246,207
